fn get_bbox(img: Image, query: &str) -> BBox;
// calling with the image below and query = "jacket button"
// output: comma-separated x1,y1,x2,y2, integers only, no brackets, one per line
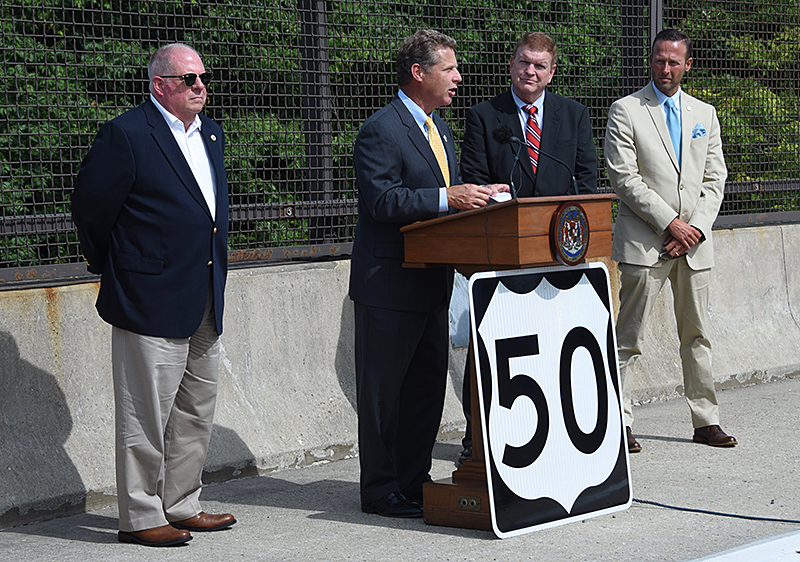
213,227,217,233
207,260,213,266
680,184,685,190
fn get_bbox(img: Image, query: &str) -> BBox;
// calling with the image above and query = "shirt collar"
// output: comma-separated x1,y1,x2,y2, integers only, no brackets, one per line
150,94,202,134
651,82,681,110
511,88,545,113
398,88,432,131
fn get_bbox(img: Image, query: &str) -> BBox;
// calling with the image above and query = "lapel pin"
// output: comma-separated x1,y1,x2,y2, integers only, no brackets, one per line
443,135,448,143
210,134,217,141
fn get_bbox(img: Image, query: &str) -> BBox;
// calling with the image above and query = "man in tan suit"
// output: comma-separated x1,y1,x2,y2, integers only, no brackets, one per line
605,28,737,452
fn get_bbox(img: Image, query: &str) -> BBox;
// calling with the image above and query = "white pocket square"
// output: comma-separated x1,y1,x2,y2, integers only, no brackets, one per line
692,124,707,139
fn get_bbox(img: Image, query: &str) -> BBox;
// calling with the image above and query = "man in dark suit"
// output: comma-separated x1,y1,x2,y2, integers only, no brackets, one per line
462,31,597,196
457,32,598,463
350,29,508,518
72,43,235,547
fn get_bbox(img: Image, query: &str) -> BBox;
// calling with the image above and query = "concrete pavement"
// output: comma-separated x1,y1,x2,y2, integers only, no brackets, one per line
1,376,799,562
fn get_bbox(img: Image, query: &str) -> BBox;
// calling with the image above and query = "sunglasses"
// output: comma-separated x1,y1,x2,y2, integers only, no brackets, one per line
159,72,213,87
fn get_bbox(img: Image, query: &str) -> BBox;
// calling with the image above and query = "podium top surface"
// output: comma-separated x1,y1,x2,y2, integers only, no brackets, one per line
400,193,617,234
399,193,616,273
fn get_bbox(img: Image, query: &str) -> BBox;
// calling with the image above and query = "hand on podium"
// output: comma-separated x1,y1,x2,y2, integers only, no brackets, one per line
447,183,510,210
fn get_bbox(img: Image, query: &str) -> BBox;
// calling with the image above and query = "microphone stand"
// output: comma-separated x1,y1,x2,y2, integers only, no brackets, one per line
508,143,522,200
511,136,580,196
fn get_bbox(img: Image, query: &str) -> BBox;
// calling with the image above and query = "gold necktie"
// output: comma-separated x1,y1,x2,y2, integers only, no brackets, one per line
425,116,450,187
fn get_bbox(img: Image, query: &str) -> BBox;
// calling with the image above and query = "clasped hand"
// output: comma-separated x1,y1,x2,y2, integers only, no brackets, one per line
662,217,702,258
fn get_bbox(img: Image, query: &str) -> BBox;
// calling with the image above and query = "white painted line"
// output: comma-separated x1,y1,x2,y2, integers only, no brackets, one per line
689,530,800,562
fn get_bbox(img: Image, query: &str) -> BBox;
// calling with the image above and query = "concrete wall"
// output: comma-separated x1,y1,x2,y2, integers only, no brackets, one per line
625,225,800,403
1,225,798,527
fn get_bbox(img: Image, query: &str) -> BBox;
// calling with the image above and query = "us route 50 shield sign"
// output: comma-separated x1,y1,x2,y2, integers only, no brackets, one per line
469,262,631,538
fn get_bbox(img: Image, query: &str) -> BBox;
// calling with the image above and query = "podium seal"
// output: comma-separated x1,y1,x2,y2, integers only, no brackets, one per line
550,202,589,266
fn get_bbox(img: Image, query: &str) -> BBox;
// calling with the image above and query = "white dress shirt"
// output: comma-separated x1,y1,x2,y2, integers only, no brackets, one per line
150,94,217,219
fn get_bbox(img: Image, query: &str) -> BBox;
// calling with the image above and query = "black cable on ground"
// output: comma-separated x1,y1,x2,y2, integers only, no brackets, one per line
633,498,800,524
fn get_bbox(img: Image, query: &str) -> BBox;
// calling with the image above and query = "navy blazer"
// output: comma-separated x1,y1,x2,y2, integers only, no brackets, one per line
72,99,228,338
349,95,457,312
461,89,597,196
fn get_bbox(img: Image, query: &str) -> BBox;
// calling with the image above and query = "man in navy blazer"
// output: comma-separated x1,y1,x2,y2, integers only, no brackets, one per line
72,43,235,547
350,29,507,518
456,32,598,464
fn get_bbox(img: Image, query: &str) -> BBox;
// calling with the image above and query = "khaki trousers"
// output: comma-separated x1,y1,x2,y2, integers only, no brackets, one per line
616,259,719,429
111,294,220,532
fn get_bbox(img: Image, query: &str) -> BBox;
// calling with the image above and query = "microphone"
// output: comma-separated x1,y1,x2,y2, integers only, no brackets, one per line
491,125,520,199
492,124,579,196
492,124,516,146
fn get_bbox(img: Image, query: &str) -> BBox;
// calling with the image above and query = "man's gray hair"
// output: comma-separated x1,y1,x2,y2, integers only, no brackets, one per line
396,29,457,87
147,43,200,90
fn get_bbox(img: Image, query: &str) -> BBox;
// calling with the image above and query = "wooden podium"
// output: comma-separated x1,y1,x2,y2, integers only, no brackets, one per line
400,194,616,530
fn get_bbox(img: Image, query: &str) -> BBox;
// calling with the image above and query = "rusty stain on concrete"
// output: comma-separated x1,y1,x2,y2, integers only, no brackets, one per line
44,287,63,377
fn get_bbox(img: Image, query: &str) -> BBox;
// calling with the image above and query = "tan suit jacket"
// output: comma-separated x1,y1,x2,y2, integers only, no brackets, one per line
605,83,727,270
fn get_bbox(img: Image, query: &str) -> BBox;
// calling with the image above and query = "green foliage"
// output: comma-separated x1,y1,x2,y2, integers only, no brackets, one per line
668,0,800,213
0,14,135,268
2,0,800,270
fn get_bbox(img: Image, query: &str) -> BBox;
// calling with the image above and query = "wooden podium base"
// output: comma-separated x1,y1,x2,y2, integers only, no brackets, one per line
423,459,491,530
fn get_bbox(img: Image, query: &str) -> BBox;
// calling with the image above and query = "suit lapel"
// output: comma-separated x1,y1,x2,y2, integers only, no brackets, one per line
538,93,563,181
679,93,694,175
200,116,228,220
643,83,680,172
430,113,457,185
496,91,536,191
144,100,211,217
392,96,448,187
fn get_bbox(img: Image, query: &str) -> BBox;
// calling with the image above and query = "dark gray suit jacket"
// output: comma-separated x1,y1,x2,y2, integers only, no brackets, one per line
349,95,457,312
461,89,597,196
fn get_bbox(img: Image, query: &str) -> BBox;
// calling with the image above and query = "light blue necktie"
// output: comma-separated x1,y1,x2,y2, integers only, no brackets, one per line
665,97,681,166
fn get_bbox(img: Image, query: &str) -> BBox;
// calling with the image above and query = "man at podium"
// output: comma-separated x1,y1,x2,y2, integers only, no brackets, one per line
456,31,598,464
349,29,508,518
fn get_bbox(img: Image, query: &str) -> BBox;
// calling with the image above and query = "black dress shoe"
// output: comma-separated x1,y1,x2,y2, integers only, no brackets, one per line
626,427,642,453
402,489,423,505
693,425,737,447
361,491,423,518
456,446,472,466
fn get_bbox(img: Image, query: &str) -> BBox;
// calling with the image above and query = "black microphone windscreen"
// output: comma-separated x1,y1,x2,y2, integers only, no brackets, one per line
492,125,514,145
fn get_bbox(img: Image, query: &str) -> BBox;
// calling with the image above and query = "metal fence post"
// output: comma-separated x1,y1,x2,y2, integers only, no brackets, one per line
298,0,335,244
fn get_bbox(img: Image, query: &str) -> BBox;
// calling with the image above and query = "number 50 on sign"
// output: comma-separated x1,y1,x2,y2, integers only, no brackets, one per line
469,262,631,538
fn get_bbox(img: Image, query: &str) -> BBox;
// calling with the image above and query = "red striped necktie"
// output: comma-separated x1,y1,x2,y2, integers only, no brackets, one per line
524,104,541,174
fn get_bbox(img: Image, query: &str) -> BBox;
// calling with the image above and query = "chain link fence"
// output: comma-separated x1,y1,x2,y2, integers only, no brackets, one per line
2,0,798,286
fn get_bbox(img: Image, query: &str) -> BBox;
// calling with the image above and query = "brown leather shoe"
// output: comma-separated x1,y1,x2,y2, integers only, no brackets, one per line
626,426,642,453
118,524,192,547
693,425,737,447
171,511,236,532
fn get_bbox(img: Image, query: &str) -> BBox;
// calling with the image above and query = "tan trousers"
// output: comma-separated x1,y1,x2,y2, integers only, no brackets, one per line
111,294,220,532
616,259,719,429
